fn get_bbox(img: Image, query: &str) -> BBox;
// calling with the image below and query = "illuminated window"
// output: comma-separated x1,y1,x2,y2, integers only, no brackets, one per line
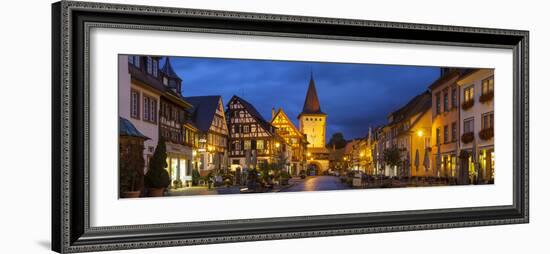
464,85,474,102
257,140,264,150
244,140,251,150
482,112,494,129
482,76,494,95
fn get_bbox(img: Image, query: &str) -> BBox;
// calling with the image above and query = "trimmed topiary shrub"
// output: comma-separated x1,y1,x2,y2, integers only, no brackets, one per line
144,137,171,189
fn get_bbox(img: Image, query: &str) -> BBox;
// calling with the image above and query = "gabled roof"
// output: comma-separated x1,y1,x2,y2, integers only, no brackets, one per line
119,117,149,139
160,57,181,80
128,63,190,107
271,108,304,139
227,95,274,135
186,95,223,133
429,68,472,90
300,74,325,116
387,91,431,125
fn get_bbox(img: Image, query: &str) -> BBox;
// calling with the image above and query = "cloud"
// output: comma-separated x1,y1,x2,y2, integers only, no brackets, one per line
166,56,440,140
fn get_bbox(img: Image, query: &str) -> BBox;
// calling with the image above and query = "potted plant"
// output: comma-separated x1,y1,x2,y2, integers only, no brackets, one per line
119,136,145,198
172,179,183,189
479,91,494,103
144,137,171,197
461,132,475,143
478,127,494,140
121,170,142,198
280,171,291,185
191,169,201,186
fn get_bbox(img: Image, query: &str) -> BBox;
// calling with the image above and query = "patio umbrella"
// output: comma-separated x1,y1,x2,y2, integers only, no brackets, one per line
223,151,228,171
406,153,411,177
436,142,441,177
414,149,420,172
423,148,430,176
245,149,251,169
251,150,257,169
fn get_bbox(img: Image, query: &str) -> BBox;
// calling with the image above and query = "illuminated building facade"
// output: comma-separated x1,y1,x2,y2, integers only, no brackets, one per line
430,69,462,178
226,96,287,171
187,96,229,175
298,74,329,174
271,108,308,176
457,69,494,184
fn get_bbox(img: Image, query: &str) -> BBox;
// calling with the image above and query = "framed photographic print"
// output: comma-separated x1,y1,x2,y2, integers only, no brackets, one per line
52,1,529,253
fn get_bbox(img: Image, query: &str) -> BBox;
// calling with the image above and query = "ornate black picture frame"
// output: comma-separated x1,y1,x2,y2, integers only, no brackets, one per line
52,1,529,253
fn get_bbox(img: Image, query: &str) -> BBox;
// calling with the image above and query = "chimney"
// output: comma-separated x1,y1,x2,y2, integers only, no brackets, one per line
271,107,276,120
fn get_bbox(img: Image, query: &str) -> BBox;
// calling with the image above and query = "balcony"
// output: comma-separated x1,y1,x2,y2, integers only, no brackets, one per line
461,99,474,110
478,127,494,140
479,91,494,103
461,132,474,144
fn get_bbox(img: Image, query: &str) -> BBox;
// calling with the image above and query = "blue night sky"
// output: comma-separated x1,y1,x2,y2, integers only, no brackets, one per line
164,57,441,141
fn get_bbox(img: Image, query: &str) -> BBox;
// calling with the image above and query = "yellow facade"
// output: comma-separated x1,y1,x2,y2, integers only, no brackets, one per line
409,110,433,177
299,114,326,149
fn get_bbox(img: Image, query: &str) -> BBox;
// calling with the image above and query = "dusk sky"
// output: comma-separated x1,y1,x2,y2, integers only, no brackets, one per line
165,57,441,140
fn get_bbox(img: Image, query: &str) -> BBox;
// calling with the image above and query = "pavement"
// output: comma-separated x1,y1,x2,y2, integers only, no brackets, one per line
166,186,241,196
280,176,351,192
166,176,351,196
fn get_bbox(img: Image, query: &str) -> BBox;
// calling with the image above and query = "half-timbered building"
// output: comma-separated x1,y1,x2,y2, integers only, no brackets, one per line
271,108,308,176
186,96,229,175
158,57,199,186
226,96,286,171
120,55,199,187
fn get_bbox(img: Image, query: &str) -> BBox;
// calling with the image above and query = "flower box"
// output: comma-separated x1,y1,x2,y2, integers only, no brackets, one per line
461,99,474,110
461,132,474,143
479,92,494,103
478,127,494,140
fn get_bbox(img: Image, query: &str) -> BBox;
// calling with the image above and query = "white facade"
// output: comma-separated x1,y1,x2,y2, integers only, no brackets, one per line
118,55,160,174
458,69,494,150
457,69,495,182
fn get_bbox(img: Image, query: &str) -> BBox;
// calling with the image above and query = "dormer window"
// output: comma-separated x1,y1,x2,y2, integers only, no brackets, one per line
163,77,168,86
152,59,158,77
128,55,140,68
146,57,153,74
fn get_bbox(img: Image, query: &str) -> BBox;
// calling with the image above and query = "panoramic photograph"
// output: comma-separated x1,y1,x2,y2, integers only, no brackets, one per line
118,55,495,198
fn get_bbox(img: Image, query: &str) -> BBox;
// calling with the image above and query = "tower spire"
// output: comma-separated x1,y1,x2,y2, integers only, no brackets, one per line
300,73,324,115
161,57,181,81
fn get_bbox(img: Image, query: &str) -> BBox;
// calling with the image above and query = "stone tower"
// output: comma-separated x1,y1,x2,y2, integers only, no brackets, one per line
298,73,329,174
298,73,327,148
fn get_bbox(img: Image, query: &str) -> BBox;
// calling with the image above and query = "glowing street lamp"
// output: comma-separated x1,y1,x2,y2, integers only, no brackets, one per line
416,130,424,137
275,142,280,148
